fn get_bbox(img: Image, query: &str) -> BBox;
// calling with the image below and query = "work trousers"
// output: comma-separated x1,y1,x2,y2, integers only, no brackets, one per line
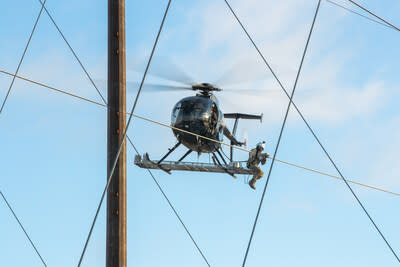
249,165,264,181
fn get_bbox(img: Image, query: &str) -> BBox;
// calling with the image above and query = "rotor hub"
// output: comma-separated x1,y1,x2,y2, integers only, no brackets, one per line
192,83,222,95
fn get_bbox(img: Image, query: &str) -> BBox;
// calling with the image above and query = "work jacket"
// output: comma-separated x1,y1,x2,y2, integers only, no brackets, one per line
247,148,267,168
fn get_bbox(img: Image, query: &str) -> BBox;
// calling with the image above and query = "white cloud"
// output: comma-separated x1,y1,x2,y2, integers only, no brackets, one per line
297,81,387,123
149,0,391,127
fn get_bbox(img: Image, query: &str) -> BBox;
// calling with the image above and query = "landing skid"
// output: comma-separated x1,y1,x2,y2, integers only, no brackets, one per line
135,154,254,175
212,151,237,179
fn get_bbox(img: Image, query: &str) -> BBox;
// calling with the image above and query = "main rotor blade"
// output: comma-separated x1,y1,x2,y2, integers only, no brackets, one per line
94,79,193,92
215,59,270,87
126,81,193,92
128,56,194,86
222,87,280,94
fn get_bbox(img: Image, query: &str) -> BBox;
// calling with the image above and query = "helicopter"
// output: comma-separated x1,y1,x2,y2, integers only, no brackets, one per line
132,61,263,177
171,83,242,154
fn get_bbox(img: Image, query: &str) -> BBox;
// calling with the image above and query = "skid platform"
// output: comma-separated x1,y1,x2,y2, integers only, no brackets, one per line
134,154,253,175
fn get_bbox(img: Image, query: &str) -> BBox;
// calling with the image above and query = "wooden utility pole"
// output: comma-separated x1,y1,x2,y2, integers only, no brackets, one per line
107,0,126,266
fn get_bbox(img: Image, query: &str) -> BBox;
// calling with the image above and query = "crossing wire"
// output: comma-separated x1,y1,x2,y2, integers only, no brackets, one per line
223,0,400,264
77,1,172,265
228,0,322,265
1,69,400,198
0,0,48,114
0,190,47,267
326,0,395,30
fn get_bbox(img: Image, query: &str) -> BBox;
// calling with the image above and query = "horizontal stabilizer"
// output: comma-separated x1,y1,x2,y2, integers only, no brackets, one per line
224,113,263,122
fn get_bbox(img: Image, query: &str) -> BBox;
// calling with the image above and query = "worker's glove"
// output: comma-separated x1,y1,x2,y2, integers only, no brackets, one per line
260,153,269,165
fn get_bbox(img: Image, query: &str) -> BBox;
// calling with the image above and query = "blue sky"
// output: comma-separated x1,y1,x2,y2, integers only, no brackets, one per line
1,0,400,266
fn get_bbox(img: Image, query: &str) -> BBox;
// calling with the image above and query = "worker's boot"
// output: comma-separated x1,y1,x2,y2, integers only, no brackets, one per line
249,178,257,190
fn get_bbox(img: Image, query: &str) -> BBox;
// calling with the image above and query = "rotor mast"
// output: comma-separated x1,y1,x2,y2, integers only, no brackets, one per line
107,0,127,266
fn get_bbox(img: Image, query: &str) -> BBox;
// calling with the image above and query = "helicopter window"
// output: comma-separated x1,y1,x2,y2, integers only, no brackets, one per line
172,97,214,126
181,100,209,115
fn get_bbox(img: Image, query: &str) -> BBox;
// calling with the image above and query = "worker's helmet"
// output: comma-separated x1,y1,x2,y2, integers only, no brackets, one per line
256,141,265,151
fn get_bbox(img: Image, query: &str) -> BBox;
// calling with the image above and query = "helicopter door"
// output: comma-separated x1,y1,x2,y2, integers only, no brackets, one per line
171,102,181,125
216,109,224,141
209,103,218,134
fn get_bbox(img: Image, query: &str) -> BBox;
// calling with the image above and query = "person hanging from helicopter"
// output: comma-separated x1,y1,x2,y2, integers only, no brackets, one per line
247,141,269,190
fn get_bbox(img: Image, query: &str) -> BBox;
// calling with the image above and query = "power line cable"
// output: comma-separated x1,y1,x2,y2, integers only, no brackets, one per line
126,137,211,267
273,157,400,197
0,0,48,114
0,70,107,108
229,1,322,265
346,0,400,31
326,0,394,30
1,69,399,198
77,1,172,265
224,0,400,263
0,190,47,267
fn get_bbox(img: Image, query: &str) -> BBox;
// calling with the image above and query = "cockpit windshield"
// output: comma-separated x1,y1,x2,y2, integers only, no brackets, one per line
171,96,214,125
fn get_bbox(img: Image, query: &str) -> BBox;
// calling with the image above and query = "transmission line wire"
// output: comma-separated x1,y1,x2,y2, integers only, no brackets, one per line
346,0,400,31
223,0,400,263
326,0,395,30
77,1,172,265
228,0,321,265
1,69,399,198
0,190,47,267
273,158,400,197
0,0,48,114
0,70,107,108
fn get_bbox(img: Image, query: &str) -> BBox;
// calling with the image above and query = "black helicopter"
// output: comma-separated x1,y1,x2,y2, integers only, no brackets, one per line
131,60,263,176
171,83,241,154
152,82,262,177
